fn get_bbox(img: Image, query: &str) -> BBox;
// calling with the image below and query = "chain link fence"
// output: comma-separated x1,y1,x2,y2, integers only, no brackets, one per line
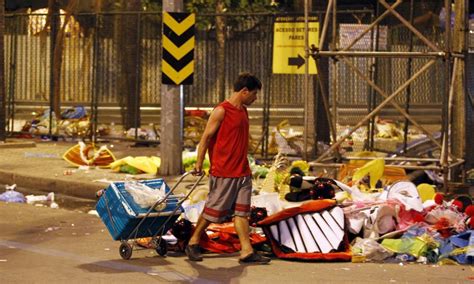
4,7,450,157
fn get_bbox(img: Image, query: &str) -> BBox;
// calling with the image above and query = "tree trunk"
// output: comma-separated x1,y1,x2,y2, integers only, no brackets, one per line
116,0,141,130
0,0,5,141
216,0,226,102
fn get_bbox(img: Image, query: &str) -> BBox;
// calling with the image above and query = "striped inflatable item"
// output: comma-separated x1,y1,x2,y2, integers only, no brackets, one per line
259,200,351,261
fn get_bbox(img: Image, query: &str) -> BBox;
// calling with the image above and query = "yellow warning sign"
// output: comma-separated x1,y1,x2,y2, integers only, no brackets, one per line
272,16,319,74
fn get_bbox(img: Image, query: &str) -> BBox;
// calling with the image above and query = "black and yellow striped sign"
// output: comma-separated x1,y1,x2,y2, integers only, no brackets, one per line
162,12,195,85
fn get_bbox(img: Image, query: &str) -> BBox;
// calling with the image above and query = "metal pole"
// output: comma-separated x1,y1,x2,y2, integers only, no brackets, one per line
303,0,309,160
379,0,441,52
160,0,184,175
403,0,415,153
316,51,446,57
369,3,380,150
309,162,444,171
262,16,273,159
134,13,142,142
318,0,333,51
331,0,338,148
91,13,101,144
7,17,17,135
0,0,5,142
49,7,59,140
314,59,436,162
441,0,452,192
313,58,338,149
344,156,442,162
441,58,458,166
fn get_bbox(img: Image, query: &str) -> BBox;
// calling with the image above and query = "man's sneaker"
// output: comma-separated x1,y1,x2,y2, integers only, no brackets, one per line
238,252,271,264
185,244,203,261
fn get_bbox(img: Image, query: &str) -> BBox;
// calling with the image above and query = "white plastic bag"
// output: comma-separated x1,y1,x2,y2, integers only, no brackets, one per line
124,182,166,210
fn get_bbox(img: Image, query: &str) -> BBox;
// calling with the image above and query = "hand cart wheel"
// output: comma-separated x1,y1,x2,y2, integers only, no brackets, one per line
119,242,133,260
154,237,168,256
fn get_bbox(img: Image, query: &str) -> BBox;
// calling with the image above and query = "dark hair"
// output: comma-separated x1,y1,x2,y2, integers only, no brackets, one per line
233,72,262,92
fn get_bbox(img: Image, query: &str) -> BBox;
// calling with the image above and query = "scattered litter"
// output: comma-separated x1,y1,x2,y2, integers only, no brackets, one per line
26,192,54,204
71,224,75,227
24,152,59,159
63,170,74,176
147,272,159,276
339,268,351,271
78,165,90,171
0,184,26,203
87,210,99,216
72,233,77,235
44,227,60,232
104,248,110,251
85,233,90,236
399,263,404,266
0,259,7,262
389,280,396,283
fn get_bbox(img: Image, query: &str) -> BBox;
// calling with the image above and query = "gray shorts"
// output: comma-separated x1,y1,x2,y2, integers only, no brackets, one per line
202,175,252,223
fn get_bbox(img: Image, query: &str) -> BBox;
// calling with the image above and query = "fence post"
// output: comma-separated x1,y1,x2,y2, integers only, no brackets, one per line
91,13,101,144
0,0,5,142
49,3,60,139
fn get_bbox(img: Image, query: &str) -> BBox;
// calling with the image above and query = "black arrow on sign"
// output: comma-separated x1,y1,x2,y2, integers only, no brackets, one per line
288,54,305,69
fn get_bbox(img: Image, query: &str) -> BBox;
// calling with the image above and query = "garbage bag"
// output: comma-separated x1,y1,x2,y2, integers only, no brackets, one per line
61,106,86,119
352,237,393,261
124,182,166,210
0,186,26,203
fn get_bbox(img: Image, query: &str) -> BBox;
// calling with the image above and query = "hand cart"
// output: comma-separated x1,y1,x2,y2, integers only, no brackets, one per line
96,171,204,260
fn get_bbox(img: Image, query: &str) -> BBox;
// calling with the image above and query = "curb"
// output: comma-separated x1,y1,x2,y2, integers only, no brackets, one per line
0,141,36,149
0,170,103,200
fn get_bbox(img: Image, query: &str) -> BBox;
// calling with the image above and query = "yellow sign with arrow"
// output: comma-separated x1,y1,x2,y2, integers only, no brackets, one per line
272,16,319,74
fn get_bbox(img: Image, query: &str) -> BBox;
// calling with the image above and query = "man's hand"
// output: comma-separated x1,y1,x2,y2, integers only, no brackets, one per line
192,162,204,176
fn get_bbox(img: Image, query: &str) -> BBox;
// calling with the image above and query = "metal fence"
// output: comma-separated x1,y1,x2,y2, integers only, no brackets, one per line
4,7,448,156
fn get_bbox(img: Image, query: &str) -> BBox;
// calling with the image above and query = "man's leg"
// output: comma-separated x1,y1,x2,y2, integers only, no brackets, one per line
188,215,211,245
234,215,253,258
185,215,210,261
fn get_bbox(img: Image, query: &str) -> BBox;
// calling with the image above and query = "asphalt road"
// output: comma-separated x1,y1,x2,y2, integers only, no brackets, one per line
0,202,473,283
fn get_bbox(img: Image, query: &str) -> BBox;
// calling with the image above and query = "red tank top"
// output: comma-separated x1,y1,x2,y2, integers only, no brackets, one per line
208,101,251,177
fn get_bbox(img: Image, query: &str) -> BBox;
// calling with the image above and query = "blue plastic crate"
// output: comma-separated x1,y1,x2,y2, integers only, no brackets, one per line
96,179,182,241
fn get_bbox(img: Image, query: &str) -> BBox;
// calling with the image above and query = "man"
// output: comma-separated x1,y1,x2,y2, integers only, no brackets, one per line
185,73,271,264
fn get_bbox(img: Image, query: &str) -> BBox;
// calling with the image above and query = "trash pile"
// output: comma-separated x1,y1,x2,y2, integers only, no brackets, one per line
20,106,91,138
177,155,473,265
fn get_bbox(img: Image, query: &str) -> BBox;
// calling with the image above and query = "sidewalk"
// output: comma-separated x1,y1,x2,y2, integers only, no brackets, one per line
0,139,193,200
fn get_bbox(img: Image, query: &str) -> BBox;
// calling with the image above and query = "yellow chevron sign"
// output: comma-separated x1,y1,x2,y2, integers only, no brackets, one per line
162,12,195,85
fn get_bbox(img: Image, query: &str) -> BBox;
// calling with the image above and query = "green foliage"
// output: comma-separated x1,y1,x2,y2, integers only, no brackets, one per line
185,0,274,13
185,0,277,32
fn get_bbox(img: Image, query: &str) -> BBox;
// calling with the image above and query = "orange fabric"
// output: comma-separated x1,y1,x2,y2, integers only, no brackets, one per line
199,222,266,253
258,199,337,226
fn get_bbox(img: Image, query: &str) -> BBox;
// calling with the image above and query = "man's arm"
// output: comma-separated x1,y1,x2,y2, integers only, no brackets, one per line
194,106,225,174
